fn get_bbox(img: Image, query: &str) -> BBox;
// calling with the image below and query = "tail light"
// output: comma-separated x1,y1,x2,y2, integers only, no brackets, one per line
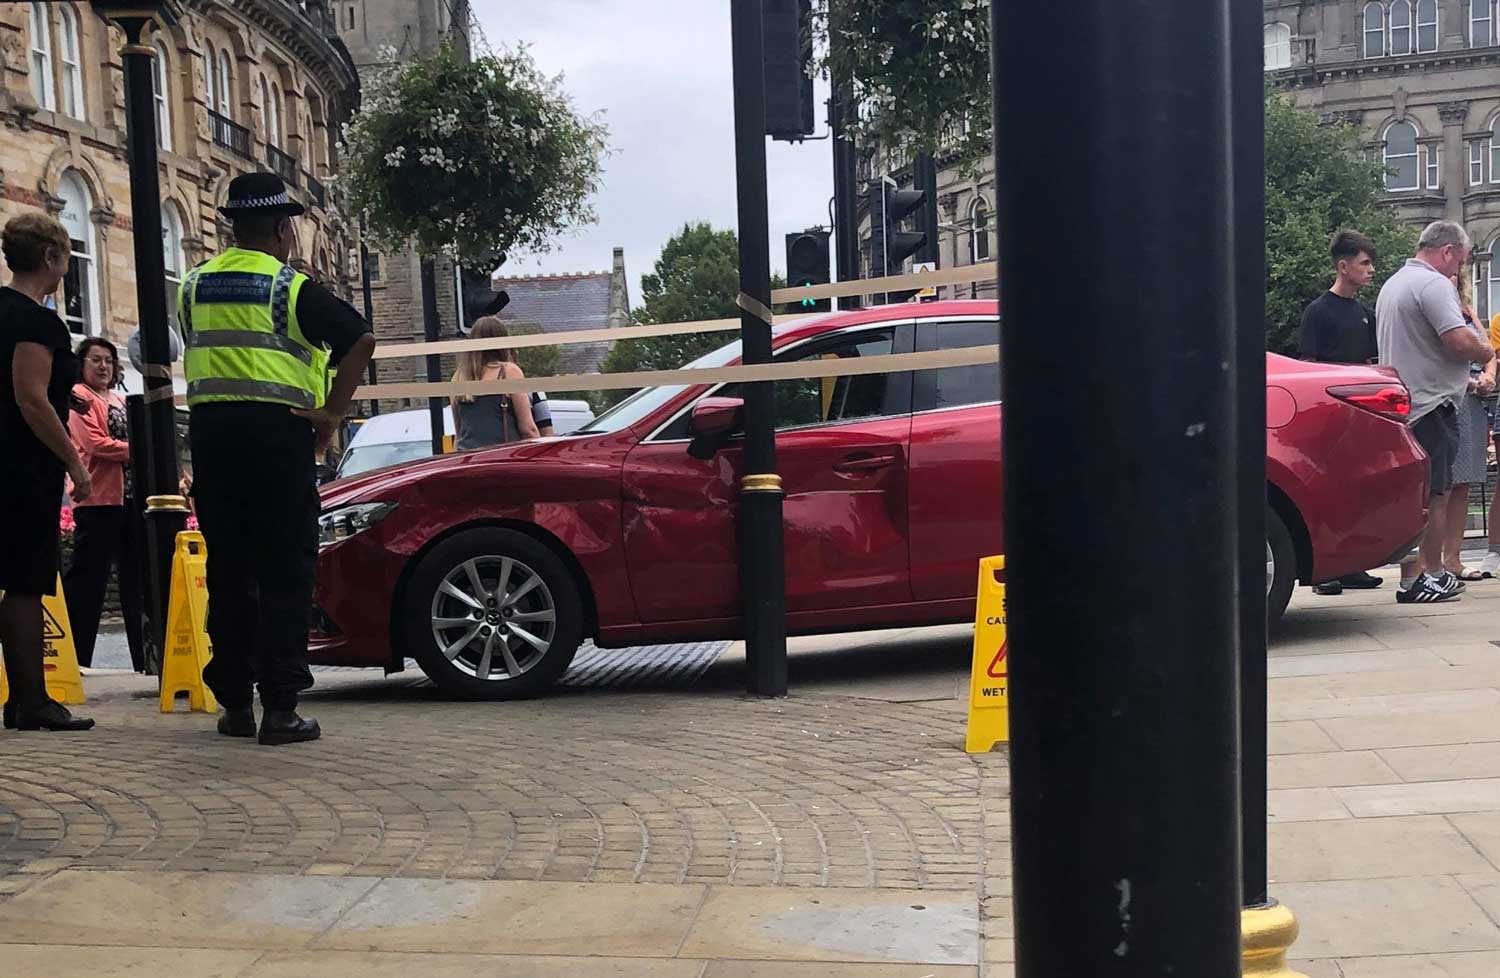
1327,383,1410,420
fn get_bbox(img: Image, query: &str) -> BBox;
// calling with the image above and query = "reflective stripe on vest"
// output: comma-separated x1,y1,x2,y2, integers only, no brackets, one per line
180,249,329,410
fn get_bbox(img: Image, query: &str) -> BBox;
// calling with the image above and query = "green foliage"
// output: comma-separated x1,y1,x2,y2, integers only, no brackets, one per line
338,43,608,263
1265,89,1416,354
815,0,992,167
504,321,562,380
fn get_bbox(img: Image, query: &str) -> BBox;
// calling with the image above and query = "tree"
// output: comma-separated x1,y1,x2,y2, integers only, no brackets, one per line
506,322,561,380
1265,89,1417,354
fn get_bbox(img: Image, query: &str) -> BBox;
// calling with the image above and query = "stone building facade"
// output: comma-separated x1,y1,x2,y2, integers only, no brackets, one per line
1265,0,1500,319
0,0,359,371
492,247,631,378
337,0,468,400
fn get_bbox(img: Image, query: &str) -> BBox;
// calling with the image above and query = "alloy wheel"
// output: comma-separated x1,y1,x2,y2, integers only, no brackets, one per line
429,555,558,681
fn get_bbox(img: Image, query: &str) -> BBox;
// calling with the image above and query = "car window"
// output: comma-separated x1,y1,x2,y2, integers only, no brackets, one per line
656,327,902,440
914,319,1001,412
334,441,434,480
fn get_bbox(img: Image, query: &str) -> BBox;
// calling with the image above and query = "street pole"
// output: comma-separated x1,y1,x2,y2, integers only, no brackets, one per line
1232,0,1271,914
829,56,860,311
993,0,1242,973
358,217,379,416
419,257,445,457
913,153,939,269
99,6,184,671
730,0,788,697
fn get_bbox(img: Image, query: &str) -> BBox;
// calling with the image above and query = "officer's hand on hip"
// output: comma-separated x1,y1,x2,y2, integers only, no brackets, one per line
292,407,342,456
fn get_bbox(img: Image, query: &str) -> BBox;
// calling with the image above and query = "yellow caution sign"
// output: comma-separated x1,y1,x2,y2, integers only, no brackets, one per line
160,531,217,714
965,555,1008,753
0,576,86,706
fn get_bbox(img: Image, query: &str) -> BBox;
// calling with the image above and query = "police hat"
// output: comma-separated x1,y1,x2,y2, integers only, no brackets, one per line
217,172,305,218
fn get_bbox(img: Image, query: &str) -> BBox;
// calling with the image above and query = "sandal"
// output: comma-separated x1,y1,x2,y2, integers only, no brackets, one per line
1453,566,1485,582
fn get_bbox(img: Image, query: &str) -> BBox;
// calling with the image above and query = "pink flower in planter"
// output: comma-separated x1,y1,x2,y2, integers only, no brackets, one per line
186,515,199,531
59,507,76,536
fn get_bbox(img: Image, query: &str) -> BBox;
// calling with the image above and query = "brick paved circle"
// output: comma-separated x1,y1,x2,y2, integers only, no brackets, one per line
0,678,987,894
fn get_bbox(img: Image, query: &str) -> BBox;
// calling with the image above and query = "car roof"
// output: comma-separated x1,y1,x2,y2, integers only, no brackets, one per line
771,299,999,347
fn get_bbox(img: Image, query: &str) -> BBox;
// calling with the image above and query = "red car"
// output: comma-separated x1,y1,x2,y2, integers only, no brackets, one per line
311,301,1428,698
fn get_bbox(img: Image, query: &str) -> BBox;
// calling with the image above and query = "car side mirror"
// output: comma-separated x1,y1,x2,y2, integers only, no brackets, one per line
687,396,744,460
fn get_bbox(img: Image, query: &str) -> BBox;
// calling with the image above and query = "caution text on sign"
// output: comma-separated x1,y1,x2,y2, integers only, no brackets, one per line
965,556,1009,753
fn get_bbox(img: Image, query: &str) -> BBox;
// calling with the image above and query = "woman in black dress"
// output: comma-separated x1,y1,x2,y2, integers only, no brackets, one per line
0,212,95,731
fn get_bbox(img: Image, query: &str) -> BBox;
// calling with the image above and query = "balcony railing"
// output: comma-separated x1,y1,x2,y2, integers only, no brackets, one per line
267,145,300,188
209,110,252,160
305,172,327,210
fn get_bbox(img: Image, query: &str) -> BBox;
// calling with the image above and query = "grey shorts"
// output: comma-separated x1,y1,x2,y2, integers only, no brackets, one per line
1413,403,1459,498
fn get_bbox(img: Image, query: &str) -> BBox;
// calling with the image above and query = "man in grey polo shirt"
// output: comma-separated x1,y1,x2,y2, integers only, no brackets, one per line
1376,220,1492,603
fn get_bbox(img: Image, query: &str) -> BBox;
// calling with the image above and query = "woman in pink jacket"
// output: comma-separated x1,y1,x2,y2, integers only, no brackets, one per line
63,337,144,671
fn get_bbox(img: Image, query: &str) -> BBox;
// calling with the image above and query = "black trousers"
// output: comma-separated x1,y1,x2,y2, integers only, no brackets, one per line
61,504,145,670
189,404,317,712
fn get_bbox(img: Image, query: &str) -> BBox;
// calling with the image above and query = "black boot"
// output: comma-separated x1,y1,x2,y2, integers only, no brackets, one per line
216,705,257,738
14,698,94,732
259,709,321,746
2,699,14,730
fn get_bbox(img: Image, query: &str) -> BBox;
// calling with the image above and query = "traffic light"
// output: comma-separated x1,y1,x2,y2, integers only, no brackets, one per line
868,175,927,303
764,0,814,141
459,264,509,333
785,230,831,313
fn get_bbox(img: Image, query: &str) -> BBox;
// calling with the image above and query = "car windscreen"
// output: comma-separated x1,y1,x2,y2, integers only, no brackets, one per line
336,441,434,479
572,338,743,435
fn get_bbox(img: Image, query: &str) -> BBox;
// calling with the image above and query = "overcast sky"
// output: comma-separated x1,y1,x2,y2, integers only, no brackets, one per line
474,0,834,305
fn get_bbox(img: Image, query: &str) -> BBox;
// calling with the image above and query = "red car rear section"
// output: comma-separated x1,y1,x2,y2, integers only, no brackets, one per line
309,303,1429,696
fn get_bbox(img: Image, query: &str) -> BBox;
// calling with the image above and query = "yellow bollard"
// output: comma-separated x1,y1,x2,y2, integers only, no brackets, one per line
1242,902,1309,977
159,532,218,714
0,576,86,706
965,555,1009,752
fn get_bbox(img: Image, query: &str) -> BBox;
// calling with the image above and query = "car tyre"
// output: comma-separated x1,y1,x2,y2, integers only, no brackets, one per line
1266,505,1296,633
403,527,583,700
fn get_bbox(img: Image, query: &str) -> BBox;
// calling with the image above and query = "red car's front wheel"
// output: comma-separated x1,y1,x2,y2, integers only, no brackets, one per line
403,527,583,699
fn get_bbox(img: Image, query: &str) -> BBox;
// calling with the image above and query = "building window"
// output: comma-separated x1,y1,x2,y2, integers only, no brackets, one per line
363,250,382,283
57,5,84,120
29,2,56,111
1486,238,1500,323
345,4,355,30
1492,117,1500,183
1415,0,1438,51
261,75,282,147
1364,2,1386,56
1473,139,1486,186
152,40,172,151
969,198,991,264
56,169,99,335
1384,121,1420,191
162,203,185,328
1263,23,1292,70
1423,144,1440,189
1390,0,1412,54
217,49,234,115
1475,0,1497,47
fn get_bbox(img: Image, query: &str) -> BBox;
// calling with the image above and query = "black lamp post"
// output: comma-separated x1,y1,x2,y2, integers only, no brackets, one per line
92,1,187,674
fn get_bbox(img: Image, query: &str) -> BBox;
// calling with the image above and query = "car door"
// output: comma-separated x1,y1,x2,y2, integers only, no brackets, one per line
908,317,1003,601
621,322,915,623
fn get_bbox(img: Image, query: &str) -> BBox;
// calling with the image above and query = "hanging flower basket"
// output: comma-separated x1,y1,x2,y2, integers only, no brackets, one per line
337,43,608,264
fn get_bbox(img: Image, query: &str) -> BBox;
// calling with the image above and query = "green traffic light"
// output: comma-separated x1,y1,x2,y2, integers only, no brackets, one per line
800,279,815,308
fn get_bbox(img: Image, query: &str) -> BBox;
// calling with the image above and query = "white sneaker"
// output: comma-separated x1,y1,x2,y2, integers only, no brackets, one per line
1480,551,1500,579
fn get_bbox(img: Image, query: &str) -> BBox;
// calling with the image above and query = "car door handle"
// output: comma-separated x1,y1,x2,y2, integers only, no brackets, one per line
833,453,897,474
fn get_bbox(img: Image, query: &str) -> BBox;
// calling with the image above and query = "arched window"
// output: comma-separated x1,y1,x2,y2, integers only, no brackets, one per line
1384,121,1420,191
1486,238,1500,323
162,203,185,329
152,40,172,151
217,48,233,115
56,169,99,335
29,2,55,111
205,42,218,111
57,5,83,120
1264,23,1293,70
969,198,991,263
1416,0,1438,51
1364,1,1386,57
270,81,283,147
260,75,281,147
1390,0,1412,54
1475,0,1496,47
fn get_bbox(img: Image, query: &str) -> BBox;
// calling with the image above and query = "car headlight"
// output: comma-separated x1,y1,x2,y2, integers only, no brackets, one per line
318,501,397,548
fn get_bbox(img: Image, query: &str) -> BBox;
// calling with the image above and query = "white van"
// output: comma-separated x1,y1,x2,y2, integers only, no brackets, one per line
333,399,595,481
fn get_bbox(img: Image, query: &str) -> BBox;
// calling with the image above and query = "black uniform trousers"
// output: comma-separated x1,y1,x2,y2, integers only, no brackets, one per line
62,503,145,670
189,403,317,712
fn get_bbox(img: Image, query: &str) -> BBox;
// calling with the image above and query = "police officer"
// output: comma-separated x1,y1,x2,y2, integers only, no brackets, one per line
181,173,376,745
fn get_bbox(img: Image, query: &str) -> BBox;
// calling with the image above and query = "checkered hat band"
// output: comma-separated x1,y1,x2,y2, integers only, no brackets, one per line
226,192,291,209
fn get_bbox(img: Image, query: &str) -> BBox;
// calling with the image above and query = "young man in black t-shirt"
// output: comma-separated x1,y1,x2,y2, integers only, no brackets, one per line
1299,229,1384,595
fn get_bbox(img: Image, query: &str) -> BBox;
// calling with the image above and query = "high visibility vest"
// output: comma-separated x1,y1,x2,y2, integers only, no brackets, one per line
179,248,329,410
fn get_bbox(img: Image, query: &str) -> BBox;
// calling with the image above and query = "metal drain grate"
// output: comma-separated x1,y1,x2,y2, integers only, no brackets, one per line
559,641,728,690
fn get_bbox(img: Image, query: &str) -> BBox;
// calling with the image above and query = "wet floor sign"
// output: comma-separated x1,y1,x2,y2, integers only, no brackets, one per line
0,576,86,705
160,532,217,714
965,556,1008,753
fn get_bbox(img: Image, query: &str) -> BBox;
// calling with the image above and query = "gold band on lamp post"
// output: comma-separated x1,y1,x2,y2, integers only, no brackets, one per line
144,494,191,512
740,474,783,493
1242,903,1308,978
